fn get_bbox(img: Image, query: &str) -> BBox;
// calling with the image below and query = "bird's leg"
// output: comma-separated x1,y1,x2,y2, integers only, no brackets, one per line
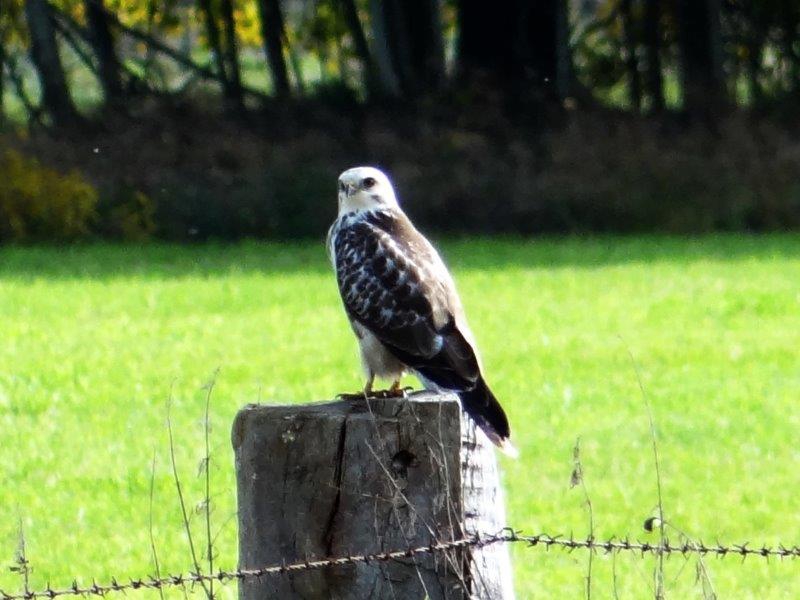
363,374,375,398
369,379,412,399
336,374,375,401
385,379,405,397
339,375,414,400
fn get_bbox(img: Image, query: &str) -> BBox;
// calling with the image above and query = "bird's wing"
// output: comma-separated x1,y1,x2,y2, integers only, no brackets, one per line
333,210,480,388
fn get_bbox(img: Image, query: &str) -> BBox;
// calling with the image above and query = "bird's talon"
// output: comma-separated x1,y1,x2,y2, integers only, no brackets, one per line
331,388,411,399
337,392,369,402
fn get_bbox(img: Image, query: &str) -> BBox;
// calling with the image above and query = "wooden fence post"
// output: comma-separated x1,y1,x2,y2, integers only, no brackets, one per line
232,391,515,599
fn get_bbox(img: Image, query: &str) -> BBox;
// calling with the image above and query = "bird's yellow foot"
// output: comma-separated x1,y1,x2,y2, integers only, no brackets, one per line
369,385,414,399
336,387,413,400
337,376,375,401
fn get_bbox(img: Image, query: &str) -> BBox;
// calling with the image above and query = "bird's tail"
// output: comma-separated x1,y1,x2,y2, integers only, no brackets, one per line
458,377,518,458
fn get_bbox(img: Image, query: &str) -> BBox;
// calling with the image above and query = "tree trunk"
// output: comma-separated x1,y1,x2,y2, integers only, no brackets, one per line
620,0,641,112
286,38,306,94
381,0,415,95
370,0,446,97
143,0,158,81
4,53,43,126
83,0,123,103
643,0,664,112
0,37,6,121
457,0,516,85
406,0,445,93
746,30,763,107
781,10,800,96
458,0,571,100
521,0,572,99
554,0,572,99
256,0,290,97
338,0,381,97
220,0,245,110
676,0,726,115
368,0,401,97
99,5,269,101
382,0,444,96
197,0,230,94
24,0,79,126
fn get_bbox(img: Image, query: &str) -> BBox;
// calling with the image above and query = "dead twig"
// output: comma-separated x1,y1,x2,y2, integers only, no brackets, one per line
148,451,167,600
571,438,594,600
202,369,220,599
167,390,212,598
624,343,666,599
11,520,31,598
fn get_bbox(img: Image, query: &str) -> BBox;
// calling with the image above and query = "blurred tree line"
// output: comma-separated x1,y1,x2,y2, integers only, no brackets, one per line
1,0,799,125
1,0,799,241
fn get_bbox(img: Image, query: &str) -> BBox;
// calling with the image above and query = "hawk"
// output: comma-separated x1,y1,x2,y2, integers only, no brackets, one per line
328,166,516,456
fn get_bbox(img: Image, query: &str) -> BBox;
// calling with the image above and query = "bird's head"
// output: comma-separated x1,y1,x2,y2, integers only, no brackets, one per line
337,166,398,216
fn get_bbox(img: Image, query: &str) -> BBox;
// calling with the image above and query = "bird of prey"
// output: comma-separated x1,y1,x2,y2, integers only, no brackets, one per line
328,166,516,456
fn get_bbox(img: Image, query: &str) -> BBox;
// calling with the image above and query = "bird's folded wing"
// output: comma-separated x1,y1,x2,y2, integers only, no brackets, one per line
334,214,480,386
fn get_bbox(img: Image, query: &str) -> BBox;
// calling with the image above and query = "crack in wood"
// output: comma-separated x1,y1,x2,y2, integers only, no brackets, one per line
323,417,348,556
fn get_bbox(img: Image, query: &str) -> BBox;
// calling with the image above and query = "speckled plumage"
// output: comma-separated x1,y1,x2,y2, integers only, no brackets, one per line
329,167,515,454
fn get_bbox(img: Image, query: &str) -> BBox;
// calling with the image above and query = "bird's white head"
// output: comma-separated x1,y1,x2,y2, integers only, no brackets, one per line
337,166,399,216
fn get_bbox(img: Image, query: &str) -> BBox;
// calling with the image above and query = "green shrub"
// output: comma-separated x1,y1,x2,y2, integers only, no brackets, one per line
387,115,800,234
5,111,800,239
0,149,98,242
534,117,800,233
95,183,156,241
151,164,337,240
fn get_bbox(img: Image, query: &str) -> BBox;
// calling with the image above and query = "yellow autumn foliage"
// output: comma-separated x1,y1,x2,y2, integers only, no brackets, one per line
0,149,99,241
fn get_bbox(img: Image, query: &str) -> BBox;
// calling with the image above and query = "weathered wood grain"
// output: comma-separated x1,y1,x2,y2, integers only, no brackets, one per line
233,391,514,599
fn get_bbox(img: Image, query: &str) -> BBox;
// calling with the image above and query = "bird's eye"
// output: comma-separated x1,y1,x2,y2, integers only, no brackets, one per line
362,177,377,189
338,181,346,192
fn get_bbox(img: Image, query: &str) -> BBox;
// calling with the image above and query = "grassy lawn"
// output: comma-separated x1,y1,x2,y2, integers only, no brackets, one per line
0,235,799,598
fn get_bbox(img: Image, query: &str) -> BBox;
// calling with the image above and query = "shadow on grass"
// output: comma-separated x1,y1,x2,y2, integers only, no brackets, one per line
0,234,798,280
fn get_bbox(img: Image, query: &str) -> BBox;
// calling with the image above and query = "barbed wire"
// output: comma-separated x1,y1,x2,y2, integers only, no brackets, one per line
2,528,799,599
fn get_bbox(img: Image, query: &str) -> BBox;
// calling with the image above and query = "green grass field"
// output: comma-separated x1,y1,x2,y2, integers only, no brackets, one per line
1,236,799,598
